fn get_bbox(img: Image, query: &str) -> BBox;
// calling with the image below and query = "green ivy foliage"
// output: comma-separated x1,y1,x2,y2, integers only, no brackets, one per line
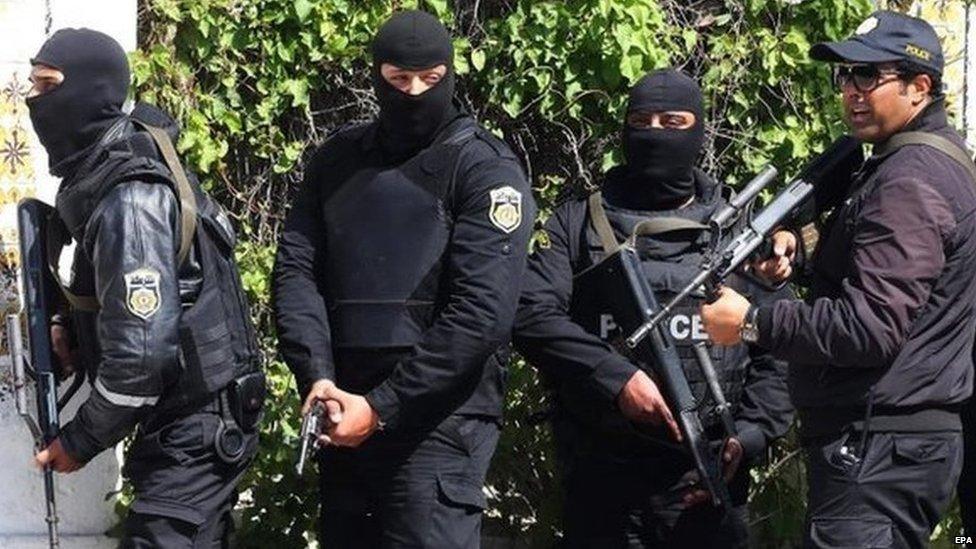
129,0,958,546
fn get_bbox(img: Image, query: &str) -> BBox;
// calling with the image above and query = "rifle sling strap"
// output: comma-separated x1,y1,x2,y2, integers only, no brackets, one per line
131,119,198,267
588,191,707,254
45,218,99,312
875,131,976,183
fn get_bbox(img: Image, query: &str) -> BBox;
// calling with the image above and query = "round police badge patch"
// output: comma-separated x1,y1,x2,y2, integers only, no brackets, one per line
856,16,878,35
125,268,161,320
489,185,523,234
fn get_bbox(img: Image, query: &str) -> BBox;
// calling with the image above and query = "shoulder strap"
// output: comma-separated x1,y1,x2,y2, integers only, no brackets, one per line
587,191,709,253
45,216,99,312
446,126,478,147
626,218,708,245
130,119,198,266
587,192,619,254
877,131,976,183
443,126,487,219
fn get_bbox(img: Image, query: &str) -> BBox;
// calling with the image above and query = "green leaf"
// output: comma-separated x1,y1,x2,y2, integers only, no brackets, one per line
155,0,183,22
282,79,309,108
619,52,644,83
294,0,314,21
471,49,486,72
424,0,450,20
682,29,698,52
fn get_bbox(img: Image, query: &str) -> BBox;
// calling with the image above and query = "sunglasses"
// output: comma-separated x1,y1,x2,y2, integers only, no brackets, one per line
832,64,903,93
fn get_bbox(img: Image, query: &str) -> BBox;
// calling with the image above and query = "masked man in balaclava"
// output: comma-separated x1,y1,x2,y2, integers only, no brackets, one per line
273,10,535,547
512,69,793,547
26,28,266,547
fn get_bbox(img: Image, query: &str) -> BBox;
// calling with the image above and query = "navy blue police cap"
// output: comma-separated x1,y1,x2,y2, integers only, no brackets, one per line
810,10,943,75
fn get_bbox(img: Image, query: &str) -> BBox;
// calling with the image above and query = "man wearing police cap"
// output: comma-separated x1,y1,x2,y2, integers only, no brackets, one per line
25,28,266,547
273,9,535,547
701,10,976,547
513,68,793,547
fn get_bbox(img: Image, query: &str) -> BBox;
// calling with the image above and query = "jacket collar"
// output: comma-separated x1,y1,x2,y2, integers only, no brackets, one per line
359,105,469,157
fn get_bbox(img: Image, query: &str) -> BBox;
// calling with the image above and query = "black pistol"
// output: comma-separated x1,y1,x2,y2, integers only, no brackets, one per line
296,400,327,475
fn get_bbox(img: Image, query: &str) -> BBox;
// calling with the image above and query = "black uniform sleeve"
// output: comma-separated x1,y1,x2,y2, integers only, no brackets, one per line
757,176,953,368
59,181,182,463
273,148,336,397
733,283,795,462
512,202,638,402
364,155,536,430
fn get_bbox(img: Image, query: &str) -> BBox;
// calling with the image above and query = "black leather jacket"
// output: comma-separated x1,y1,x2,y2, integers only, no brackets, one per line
58,107,204,462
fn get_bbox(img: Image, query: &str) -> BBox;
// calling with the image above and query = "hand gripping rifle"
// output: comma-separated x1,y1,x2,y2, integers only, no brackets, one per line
6,198,85,549
626,135,864,348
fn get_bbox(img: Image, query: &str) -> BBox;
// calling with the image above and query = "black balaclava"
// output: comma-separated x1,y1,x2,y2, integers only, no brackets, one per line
622,69,705,207
371,10,457,156
26,28,129,177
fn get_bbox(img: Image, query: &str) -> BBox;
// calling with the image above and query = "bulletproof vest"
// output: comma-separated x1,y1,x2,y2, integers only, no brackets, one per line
50,107,260,411
567,176,751,434
314,118,497,349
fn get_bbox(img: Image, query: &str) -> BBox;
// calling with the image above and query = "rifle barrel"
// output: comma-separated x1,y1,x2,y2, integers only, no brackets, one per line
711,165,778,229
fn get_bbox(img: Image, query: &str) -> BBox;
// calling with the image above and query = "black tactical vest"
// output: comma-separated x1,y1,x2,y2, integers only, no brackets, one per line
568,173,751,437
52,106,260,412
314,118,500,349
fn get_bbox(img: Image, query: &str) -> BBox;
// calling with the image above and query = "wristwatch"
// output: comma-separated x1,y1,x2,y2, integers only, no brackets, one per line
740,304,760,344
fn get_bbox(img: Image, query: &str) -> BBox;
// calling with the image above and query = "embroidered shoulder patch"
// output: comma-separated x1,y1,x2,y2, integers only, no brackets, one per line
489,185,523,234
125,268,161,320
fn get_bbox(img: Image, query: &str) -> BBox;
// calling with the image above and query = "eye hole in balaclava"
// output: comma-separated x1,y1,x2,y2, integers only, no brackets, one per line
371,10,457,156
622,69,705,207
25,28,130,177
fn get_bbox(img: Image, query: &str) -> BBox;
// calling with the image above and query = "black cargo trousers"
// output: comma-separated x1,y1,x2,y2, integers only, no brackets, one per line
803,429,963,549
558,452,750,549
119,402,261,548
552,415,751,549
317,413,500,548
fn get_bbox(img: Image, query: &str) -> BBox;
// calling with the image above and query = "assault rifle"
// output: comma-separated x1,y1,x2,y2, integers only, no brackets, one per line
627,135,864,348
6,198,85,549
575,247,740,511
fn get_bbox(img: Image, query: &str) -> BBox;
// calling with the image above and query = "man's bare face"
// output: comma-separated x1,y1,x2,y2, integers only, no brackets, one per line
839,62,931,143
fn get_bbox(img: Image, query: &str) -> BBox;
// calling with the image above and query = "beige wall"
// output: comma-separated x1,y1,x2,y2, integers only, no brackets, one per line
883,0,976,146
0,1,134,546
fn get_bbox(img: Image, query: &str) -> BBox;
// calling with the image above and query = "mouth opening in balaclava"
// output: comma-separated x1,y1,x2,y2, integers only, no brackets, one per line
622,69,705,208
371,10,457,156
25,28,130,177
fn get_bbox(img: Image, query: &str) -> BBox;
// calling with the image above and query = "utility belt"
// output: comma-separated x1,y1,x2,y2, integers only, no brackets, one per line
799,404,963,441
146,370,266,465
